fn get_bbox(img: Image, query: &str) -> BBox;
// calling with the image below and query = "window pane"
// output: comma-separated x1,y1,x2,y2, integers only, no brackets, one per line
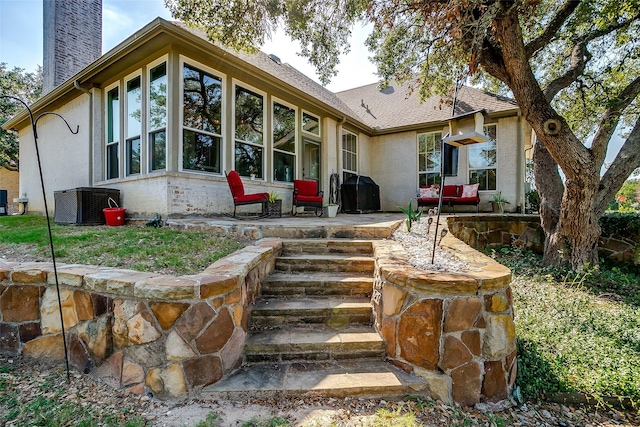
469,140,496,168
235,142,263,178
149,63,167,130
235,86,263,145
302,112,320,135
183,64,222,135
304,139,320,180
107,143,119,179
126,76,141,139
183,129,221,173
107,87,119,143
273,102,296,153
150,130,166,171
127,137,140,175
274,151,295,182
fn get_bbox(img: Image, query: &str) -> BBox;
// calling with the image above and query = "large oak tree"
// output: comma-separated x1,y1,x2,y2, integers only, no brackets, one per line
166,0,640,269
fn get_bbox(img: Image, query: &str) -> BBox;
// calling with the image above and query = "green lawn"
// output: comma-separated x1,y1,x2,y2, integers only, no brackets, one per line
0,215,247,276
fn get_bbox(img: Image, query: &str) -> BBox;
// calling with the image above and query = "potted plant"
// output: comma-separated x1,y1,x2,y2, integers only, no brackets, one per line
267,191,282,217
324,203,339,218
491,192,509,213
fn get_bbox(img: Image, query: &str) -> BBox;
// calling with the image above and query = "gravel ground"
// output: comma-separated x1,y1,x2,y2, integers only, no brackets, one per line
1,358,638,426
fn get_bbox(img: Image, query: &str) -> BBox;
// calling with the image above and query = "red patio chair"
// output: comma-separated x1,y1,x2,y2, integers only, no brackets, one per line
225,170,269,218
292,179,324,217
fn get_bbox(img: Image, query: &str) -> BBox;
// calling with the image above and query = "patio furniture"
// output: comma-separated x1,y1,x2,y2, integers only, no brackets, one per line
292,179,324,217
225,170,269,218
417,184,480,213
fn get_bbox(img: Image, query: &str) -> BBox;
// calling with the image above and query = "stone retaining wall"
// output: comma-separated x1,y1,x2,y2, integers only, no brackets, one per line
0,240,281,399
447,215,640,265
371,234,516,406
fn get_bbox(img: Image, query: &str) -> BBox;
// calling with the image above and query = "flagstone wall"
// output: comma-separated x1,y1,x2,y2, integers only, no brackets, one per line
371,236,516,407
0,240,281,399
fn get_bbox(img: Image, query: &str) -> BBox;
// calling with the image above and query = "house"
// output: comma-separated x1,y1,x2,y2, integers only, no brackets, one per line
3,16,533,218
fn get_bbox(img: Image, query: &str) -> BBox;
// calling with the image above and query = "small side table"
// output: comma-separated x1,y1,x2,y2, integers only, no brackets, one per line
13,197,28,215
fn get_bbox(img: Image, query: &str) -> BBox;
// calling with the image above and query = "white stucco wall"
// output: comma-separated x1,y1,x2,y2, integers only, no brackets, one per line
18,94,91,214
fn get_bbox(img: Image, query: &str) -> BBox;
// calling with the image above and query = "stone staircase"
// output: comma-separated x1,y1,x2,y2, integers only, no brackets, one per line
202,239,427,399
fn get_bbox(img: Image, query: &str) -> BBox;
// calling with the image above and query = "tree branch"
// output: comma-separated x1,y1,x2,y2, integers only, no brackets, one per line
596,117,640,216
591,75,640,166
543,42,590,102
525,0,580,56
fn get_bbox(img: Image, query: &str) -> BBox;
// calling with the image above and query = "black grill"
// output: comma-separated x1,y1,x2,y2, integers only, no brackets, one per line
341,175,381,214
54,187,120,225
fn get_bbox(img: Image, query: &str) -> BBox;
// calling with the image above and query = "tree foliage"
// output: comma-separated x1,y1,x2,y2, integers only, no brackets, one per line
166,0,640,269
0,63,42,171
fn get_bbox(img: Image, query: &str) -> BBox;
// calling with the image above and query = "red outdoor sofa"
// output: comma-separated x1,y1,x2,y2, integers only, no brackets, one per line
417,184,480,213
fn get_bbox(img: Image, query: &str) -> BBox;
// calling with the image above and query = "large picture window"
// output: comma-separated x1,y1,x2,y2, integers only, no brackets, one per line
469,124,497,190
342,130,357,182
106,86,120,180
182,63,223,173
149,62,167,171
125,75,141,175
417,132,441,186
273,101,296,182
234,85,264,178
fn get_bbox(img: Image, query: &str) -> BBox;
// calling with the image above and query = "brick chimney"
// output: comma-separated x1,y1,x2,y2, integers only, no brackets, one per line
43,0,102,94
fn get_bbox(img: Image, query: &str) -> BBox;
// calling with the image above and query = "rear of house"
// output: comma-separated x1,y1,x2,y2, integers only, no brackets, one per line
4,18,532,218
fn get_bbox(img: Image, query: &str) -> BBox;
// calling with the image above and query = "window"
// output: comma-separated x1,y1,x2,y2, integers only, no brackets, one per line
182,63,223,173
106,86,120,180
273,101,296,182
342,130,357,182
469,124,497,190
125,75,141,175
149,62,167,171
234,85,264,178
302,111,320,136
417,132,441,186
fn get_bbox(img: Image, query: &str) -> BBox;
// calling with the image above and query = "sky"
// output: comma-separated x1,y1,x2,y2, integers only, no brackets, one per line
0,0,378,93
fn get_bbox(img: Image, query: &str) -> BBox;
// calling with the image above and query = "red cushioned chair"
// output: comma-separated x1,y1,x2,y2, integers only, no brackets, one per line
292,179,324,217
225,170,269,218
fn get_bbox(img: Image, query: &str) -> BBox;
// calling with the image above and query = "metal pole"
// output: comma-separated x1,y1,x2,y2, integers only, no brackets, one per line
1,96,78,382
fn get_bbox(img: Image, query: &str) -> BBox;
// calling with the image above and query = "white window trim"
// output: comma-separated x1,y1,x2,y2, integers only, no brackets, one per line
272,96,298,182
232,79,267,179
178,55,227,175
468,123,498,192
417,131,442,187
341,129,358,175
124,70,142,176
104,80,121,181
147,55,169,173
301,110,321,137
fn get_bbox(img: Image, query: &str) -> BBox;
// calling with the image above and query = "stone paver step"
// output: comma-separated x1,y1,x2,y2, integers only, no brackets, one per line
250,297,373,327
261,273,373,297
275,254,375,273
245,326,384,362
280,239,373,256
201,359,428,400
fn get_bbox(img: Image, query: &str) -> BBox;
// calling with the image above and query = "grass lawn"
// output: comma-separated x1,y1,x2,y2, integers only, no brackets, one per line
493,247,640,407
0,215,247,276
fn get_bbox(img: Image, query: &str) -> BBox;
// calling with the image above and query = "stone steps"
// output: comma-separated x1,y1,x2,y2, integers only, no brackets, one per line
201,359,427,400
251,297,373,327
261,272,373,297
280,239,373,255
274,254,375,274
245,326,385,363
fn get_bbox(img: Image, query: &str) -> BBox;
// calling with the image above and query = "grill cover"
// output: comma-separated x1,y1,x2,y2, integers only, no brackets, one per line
341,175,380,213
54,187,120,225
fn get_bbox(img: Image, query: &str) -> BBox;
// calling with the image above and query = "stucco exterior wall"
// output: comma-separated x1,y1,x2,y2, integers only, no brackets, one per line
18,94,91,214
492,116,520,213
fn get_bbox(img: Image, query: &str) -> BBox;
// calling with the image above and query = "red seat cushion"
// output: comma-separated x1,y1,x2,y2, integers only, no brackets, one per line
235,193,268,203
297,195,322,203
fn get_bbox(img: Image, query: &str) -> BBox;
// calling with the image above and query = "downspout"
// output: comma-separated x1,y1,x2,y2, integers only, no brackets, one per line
516,110,524,213
335,116,346,177
74,80,93,187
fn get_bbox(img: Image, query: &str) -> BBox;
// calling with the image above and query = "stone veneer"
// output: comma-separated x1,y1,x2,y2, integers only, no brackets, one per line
447,214,640,265
0,240,280,399
371,233,516,406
